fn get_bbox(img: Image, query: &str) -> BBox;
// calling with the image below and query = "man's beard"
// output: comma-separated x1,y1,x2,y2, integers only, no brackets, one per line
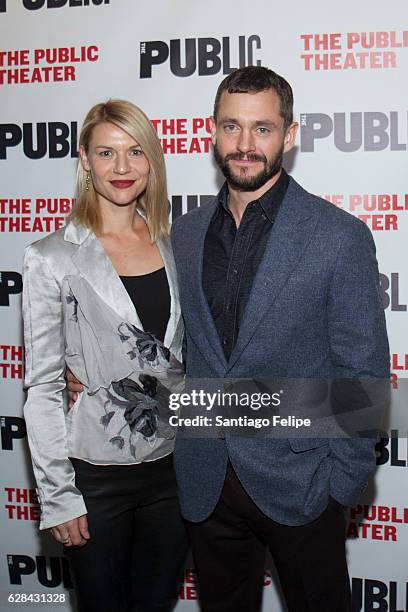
213,142,284,192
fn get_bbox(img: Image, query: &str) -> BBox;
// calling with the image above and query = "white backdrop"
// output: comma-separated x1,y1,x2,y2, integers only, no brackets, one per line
1,1,407,610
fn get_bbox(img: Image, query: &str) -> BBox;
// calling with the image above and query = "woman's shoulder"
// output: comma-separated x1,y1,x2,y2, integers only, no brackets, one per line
25,226,66,256
25,222,89,259
23,223,91,281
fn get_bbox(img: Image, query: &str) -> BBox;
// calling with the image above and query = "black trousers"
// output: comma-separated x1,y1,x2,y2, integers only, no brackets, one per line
66,454,188,612
187,462,351,612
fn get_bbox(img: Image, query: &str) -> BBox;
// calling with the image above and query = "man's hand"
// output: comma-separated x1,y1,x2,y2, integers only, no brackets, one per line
66,368,84,408
50,515,90,547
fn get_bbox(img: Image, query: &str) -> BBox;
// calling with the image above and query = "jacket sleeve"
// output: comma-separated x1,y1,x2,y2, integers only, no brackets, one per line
22,244,87,529
327,220,390,506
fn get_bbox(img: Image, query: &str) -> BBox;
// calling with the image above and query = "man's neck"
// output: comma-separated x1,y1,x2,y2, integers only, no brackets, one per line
228,168,282,228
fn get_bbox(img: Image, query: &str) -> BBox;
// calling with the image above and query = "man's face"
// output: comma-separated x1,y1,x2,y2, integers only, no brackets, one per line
211,89,298,192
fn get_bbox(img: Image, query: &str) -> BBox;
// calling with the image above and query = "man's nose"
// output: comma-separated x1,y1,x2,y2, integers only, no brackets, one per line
237,129,256,154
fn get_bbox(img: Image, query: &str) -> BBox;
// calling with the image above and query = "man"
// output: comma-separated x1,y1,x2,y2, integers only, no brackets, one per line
170,66,389,612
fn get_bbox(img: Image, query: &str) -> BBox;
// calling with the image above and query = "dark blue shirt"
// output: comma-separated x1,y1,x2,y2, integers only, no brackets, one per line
202,169,289,359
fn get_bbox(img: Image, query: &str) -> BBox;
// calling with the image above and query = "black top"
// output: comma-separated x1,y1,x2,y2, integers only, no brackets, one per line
202,169,289,359
120,267,170,343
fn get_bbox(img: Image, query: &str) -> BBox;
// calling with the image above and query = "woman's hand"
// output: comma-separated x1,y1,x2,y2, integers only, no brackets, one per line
50,515,90,547
65,368,84,408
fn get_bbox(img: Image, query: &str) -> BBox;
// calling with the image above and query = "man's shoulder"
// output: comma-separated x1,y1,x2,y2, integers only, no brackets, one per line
172,197,216,232
170,196,218,251
287,176,371,238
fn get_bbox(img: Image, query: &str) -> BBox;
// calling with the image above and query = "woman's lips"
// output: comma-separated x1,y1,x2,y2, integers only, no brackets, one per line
110,180,135,189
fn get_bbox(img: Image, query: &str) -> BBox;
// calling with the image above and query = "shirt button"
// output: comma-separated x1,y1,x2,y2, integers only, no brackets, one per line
233,268,238,274
222,339,228,346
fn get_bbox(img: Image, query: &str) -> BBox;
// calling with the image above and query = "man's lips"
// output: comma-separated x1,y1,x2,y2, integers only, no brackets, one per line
110,180,135,189
232,159,261,165
226,155,266,166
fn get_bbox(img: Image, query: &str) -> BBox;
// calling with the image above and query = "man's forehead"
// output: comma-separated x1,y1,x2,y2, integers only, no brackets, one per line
216,89,282,122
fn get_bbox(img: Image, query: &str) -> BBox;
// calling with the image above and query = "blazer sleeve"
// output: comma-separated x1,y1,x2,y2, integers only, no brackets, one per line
327,220,390,506
22,244,87,529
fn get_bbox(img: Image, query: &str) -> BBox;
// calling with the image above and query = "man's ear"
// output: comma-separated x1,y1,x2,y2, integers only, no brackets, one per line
209,116,217,146
283,122,299,154
79,145,90,172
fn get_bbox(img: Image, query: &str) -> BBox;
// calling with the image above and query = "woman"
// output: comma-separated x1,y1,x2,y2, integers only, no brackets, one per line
22,100,188,612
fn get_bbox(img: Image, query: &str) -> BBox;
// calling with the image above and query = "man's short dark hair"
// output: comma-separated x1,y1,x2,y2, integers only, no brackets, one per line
213,66,294,129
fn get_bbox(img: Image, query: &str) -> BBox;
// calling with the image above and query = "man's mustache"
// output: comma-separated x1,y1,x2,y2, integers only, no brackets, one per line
224,152,267,163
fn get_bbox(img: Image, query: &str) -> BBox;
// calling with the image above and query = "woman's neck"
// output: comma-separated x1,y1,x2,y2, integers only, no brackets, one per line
98,200,143,237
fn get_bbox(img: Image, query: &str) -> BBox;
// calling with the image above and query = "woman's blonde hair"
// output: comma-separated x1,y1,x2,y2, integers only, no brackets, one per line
71,99,169,241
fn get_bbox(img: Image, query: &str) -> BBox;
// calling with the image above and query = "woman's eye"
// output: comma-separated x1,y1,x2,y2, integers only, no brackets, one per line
130,148,143,156
99,150,112,157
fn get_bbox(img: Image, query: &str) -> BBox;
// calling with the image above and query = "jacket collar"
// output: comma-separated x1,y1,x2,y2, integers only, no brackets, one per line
64,221,91,245
226,177,319,372
183,177,320,373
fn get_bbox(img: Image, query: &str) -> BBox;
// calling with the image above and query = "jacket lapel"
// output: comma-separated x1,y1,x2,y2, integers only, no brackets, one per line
225,179,319,373
156,236,182,350
183,201,229,372
65,222,142,329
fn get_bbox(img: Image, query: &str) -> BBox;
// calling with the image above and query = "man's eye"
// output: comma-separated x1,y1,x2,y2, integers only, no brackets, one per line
257,127,270,135
224,124,238,133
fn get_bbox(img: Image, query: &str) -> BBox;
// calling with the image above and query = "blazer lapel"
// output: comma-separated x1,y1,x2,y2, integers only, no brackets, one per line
226,179,319,373
66,224,143,329
184,201,229,372
156,236,182,349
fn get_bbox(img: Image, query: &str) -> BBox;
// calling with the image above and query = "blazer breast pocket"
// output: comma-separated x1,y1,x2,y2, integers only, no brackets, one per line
288,438,329,453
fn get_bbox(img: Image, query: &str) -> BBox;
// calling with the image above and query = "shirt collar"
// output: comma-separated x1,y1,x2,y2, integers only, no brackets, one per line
218,168,289,224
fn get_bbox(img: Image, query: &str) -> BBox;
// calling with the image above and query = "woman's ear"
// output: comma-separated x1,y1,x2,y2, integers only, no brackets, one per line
79,145,90,172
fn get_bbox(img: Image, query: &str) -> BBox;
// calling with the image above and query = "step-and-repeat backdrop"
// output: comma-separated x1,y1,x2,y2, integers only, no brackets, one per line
1,1,407,610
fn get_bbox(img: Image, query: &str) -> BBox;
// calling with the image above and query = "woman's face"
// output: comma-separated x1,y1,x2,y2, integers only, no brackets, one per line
80,122,150,209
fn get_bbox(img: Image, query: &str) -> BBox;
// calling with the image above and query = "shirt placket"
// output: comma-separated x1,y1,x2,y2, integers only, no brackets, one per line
221,205,257,359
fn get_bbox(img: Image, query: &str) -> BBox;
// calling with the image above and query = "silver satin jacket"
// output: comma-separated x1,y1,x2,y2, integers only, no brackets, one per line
22,221,184,530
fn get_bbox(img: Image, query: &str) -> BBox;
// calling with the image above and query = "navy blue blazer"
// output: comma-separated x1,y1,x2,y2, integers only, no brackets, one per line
171,176,389,526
